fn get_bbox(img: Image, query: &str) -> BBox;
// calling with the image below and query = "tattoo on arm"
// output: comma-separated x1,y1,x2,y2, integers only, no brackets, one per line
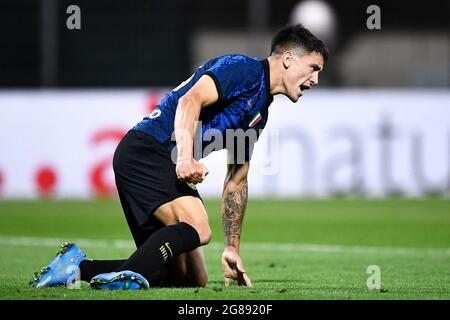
222,177,248,248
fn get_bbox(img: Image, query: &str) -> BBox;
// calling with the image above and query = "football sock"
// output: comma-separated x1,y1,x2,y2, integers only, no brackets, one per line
115,222,200,281
79,259,126,282
79,259,169,286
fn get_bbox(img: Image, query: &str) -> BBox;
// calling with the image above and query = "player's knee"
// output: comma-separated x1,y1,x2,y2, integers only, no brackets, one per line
195,223,212,245
165,203,211,245
178,215,211,245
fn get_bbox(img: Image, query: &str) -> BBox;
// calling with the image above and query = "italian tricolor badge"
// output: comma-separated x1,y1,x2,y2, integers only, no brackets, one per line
249,112,262,127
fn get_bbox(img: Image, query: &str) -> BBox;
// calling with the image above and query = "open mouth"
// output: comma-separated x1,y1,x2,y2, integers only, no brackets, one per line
300,84,310,91
298,84,310,97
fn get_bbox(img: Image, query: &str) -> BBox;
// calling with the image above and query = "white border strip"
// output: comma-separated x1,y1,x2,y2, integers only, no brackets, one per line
0,236,449,256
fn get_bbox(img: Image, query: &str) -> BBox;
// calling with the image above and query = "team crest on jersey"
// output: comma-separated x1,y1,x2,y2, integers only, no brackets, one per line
149,108,161,119
249,112,262,127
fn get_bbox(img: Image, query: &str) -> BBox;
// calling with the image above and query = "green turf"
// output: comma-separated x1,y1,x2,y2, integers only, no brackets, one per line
0,198,449,299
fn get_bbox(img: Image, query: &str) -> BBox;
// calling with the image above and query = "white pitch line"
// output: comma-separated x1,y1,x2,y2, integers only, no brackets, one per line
0,235,449,256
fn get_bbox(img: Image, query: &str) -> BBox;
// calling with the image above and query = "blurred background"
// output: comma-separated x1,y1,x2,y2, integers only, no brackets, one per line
0,0,449,199
1,2,449,300
1,0,449,88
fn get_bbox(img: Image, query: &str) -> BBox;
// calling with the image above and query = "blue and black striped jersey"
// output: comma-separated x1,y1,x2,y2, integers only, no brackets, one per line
132,54,273,160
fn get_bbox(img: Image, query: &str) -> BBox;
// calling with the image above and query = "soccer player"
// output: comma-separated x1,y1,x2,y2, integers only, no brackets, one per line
30,24,327,290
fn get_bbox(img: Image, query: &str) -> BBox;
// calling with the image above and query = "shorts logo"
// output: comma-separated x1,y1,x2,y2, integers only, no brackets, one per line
149,109,161,119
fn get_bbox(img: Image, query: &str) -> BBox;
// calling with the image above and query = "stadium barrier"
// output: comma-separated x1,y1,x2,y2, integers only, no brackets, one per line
0,89,449,198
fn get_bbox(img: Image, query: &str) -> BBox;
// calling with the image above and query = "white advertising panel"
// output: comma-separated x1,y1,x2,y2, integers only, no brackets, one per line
0,90,449,198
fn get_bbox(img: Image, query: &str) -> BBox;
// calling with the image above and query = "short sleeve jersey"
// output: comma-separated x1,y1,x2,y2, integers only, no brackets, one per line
132,54,274,161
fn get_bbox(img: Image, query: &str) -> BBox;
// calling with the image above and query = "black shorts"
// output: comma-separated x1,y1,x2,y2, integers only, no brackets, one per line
113,130,202,247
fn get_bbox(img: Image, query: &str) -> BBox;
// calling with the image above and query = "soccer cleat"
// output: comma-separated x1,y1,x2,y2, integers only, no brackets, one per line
30,242,86,288
90,270,149,290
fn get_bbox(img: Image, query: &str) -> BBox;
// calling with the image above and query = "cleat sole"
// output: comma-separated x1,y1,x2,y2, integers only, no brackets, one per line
90,272,149,290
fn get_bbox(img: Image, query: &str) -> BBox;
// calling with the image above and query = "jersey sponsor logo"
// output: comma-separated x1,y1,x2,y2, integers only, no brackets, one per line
247,100,253,108
249,112,262,127
149,108,161,119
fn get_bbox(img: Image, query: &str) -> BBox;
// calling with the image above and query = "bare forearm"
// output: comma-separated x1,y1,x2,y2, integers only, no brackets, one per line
174,95,201,160
221,178,248,250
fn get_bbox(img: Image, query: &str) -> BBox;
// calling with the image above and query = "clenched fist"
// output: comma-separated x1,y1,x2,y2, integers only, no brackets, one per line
176,158,209,184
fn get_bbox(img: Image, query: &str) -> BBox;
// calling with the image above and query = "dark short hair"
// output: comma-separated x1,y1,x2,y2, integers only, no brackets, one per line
270,24,328,61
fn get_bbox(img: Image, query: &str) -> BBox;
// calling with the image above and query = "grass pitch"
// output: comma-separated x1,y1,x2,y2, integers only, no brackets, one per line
0,198,449,300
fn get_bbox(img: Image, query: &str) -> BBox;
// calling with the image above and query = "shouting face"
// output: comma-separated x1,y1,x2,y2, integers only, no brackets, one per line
281,51,324,102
